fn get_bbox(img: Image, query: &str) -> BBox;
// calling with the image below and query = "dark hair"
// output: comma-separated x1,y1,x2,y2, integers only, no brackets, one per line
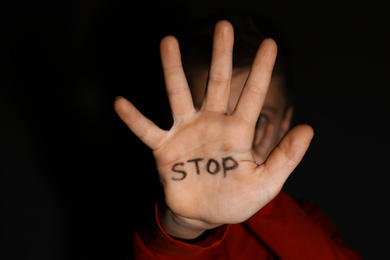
180,12,294,110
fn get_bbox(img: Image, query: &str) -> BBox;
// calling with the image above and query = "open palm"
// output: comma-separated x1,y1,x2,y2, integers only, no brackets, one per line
115,21,313,232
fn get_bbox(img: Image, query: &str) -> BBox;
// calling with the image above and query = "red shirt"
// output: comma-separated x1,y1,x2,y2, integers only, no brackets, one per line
134,191,361,259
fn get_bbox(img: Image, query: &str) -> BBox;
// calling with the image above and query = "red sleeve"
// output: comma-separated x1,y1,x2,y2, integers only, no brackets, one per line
133,192,361,259
244,191,362,260
133,204,229,260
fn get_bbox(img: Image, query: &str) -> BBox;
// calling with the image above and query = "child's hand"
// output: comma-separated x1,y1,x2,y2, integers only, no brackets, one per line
114,21,313,239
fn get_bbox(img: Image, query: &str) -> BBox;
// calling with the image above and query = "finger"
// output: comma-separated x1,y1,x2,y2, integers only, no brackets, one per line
114,97,166,150
160,36,195,119
233,39,277,125
202,20,234,113
257,124,314,194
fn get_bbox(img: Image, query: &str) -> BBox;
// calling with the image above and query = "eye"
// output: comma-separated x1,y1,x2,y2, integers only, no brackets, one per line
256,114,268,127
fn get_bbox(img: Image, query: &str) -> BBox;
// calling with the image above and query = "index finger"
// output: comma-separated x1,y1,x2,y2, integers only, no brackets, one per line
233,39,277,125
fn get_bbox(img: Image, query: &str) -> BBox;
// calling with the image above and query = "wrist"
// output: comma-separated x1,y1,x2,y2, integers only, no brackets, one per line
158,203,220,240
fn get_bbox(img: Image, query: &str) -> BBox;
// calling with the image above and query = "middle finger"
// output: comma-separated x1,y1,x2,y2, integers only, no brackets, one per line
202,20,234,113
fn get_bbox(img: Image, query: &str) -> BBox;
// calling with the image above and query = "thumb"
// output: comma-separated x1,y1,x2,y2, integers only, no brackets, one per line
260,124,314,195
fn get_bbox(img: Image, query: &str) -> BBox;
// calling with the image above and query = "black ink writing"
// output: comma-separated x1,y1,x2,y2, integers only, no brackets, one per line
171,162,186,181
206,159,221,175
171,156,239,181
222,156,238,177
187,158,204,175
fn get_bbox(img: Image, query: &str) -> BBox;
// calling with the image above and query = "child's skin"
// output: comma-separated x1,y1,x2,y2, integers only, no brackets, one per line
114,20,313,240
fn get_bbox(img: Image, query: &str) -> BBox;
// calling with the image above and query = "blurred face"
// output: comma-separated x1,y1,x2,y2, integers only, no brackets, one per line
190,67,293,164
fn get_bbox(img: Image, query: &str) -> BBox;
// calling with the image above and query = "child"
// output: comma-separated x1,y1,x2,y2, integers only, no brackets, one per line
115,14,361,259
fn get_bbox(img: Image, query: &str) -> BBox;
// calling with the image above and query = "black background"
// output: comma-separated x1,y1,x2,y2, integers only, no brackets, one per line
1,0,389,259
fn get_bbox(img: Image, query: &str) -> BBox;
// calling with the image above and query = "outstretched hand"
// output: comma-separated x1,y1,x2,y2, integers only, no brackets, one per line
114,21,313,239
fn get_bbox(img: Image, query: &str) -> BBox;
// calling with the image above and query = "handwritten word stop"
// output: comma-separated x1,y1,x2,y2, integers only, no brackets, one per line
171,156,238,181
